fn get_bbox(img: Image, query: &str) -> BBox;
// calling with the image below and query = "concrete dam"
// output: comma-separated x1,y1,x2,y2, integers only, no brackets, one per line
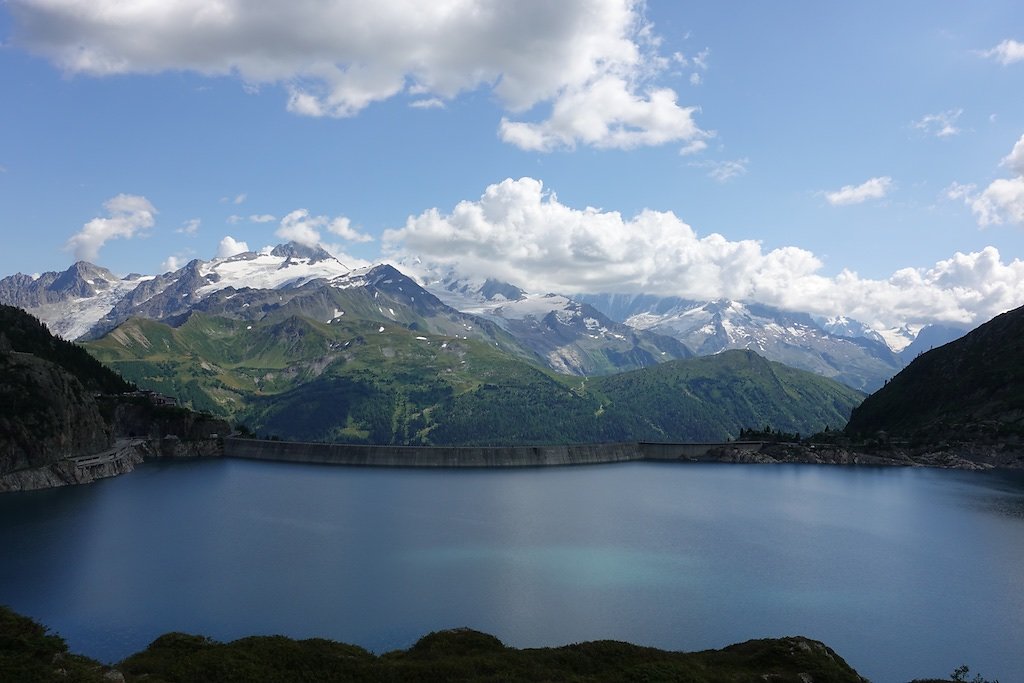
223,438,764,468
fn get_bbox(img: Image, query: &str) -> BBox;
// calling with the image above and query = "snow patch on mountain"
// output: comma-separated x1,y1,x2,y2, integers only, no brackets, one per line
195,250,350,297
29,275,152,340
875,324,925,353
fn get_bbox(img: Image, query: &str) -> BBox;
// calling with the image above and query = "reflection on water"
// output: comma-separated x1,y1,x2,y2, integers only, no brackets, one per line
1,460,1022,683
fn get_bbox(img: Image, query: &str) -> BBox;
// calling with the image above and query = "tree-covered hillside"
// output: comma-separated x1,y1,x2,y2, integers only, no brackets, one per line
86,311,863,445
846,303,1024,443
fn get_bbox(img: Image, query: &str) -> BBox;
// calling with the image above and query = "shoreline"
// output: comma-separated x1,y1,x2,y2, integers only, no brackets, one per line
222,437,1022,471
4,435,1020,494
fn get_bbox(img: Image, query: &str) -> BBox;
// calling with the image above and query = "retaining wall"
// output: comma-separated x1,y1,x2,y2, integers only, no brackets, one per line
223,438,765,468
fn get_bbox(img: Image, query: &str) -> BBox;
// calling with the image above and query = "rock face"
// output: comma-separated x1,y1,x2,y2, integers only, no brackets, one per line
0,305,230,492
0,349,111,473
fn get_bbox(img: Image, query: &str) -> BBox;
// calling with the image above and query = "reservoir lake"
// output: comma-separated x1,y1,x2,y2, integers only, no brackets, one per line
1,459,1023,682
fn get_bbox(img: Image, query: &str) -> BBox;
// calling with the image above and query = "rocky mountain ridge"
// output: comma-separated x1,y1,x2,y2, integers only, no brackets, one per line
0,244,971,388
577,293,968,391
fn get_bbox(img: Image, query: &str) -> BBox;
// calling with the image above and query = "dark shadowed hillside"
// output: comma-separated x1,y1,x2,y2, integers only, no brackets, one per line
0,305,228,488
845,304,1024,443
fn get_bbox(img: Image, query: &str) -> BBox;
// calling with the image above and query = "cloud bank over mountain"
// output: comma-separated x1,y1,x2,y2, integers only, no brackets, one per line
384,177,1024,328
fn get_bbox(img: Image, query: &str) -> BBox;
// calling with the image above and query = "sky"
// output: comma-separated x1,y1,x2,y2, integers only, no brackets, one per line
1,0,1023,330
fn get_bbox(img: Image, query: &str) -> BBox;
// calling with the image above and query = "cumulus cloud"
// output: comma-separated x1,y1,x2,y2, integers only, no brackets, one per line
691,158,748,183
8,0,708,152
64,194,157,262
950,134,1024,226
912,109,963,138
217,236,250,258
327,216,374,243
1003,134,1024,175
249,214,276,223
981,39,1024,65
276,209,373,247
825,176,893,206
383,177,1024,328
161,255,183,273
498,76,708,151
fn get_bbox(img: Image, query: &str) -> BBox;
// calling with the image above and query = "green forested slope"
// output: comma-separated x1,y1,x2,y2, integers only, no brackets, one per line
86,312,863,444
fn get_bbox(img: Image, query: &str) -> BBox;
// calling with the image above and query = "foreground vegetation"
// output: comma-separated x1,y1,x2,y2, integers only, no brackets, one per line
0,605,874,682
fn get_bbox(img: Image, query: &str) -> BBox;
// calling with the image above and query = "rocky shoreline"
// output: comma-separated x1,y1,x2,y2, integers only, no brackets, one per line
700,441,1024,470
4,436,1020,494
0,435,222,493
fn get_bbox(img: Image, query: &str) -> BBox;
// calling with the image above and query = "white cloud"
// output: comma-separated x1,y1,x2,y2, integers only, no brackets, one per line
950,134,1024,226
217,236,250,258
276,210,323,247
161,255,183,272
825,176,893,206
249,214,277,223
326,216,374,243
227,214,243,224
276,208,373,247
692,48,710,71
691,158,748,183
319,243,373,270
410,98,445,109
64,194,157,262
1002,134,1024,175
177,218,201,235
981,39,1024,65
384,177,1024,328
9,0,708,152
233,193,247,205
912,109,963,138
498,76,708,152
961,178,1024,226
689,72,702,86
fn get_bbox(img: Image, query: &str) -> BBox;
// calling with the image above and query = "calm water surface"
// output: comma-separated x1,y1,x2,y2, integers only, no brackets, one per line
1,459,1022,682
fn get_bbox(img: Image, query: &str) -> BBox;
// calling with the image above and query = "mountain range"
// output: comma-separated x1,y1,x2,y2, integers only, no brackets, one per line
0,242,969,392
84,307,863,444
576,294,967,391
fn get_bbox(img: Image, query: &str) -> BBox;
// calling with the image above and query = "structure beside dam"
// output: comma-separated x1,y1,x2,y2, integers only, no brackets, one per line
223,438,765,468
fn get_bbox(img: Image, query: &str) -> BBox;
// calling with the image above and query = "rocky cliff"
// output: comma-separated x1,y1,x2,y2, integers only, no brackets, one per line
0,344,111,472
0,305,229,492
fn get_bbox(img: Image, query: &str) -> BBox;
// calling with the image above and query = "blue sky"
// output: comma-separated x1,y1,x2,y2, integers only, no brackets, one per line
1,1,1023,329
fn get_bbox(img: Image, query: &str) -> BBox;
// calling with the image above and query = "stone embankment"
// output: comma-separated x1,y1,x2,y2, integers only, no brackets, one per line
0,436,222,493
222,438,765,467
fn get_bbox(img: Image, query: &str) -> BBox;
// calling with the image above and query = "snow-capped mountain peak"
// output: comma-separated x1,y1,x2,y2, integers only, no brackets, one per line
194,243,350,297
0,242,351,340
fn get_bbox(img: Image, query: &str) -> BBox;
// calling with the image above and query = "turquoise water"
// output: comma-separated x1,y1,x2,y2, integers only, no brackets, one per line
1,459,1022,682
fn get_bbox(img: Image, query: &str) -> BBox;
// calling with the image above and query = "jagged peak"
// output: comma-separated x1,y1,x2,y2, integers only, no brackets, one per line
270,241,338,264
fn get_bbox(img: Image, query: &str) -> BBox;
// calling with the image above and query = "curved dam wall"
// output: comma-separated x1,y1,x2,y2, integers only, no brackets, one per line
223,438,764,468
